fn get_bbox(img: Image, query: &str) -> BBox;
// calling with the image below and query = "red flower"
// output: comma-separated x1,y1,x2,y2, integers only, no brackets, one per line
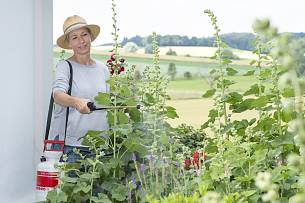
110,53,116,61
118,67,124,74
107,54,126,76
110,68,115,75
184,150,207,170
184,159,191,169
192,150,207,168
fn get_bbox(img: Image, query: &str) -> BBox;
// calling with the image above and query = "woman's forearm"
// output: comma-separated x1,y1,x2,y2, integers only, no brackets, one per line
53,91,91,114
53,91,77,108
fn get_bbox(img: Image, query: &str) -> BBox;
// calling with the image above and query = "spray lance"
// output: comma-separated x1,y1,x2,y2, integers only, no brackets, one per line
86,102,143,111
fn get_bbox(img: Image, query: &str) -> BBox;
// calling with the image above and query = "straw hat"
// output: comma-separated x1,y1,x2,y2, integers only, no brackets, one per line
56,15,100,49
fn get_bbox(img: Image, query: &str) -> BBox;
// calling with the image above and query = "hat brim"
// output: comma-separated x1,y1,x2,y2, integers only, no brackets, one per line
56,24,100,49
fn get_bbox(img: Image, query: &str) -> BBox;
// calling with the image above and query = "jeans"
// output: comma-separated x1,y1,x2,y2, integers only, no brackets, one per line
62,145,94,163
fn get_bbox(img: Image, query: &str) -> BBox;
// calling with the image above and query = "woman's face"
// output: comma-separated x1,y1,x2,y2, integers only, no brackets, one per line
67,27,92,55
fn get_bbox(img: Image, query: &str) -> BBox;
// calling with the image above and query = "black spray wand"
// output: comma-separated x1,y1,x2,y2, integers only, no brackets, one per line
87,102,142,111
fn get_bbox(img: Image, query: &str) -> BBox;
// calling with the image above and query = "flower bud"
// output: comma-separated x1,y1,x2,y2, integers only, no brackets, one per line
262,189,277,202
255,172,272,191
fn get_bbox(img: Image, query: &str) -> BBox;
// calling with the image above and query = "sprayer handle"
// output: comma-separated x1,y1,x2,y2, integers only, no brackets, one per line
87,102,96,111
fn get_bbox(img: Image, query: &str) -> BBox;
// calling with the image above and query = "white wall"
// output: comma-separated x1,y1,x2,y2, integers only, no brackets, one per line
0,0,52,202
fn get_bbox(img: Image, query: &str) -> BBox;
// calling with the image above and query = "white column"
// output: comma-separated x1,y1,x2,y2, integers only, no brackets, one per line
33,0,53,164
0,0,53,202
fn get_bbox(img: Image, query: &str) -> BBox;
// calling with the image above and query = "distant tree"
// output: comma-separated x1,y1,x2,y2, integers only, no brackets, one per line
221,48,239,60
184,71,192,79
166,48,177,56
167,63,177,80
119,33,305,51
145,44,153,54
124,42,138,53
220,33,256,51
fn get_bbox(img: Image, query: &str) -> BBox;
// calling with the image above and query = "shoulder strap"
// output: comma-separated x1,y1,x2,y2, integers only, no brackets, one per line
64,60,73,141
44,60,73,142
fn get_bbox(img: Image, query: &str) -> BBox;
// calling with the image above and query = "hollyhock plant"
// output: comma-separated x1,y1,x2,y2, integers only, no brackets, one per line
106,53,126,75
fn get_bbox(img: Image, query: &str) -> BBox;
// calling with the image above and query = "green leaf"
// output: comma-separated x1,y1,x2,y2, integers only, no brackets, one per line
82,184,91,193
126,108,141,122
250,96,270,108
254,148,268,163
165,106,179,119
107,111,114,125
260,69,272,79
202,89,216,98
109,157,122,169
226,67,238,76
244,84,265,96
111,184,128,201
222,58,232,65
208,109,219,119
160,133,169,145
218,79,235,88
282,87,295,97
80,173,93,180
82,130,107,147
242,190,257,197
272,134,294,146
87,158,96,166
249,59,256,66
145,93,155,104
254,117,276,132
95,92,111,105
280,109,297,122
91,193,112,203
249,118,256,125
243,70,255,76
123,135,148,154
46,190,68,202
107,77,116,90
226,92,243,104
230,98,255,113
118,110,129,124
119,87,131,97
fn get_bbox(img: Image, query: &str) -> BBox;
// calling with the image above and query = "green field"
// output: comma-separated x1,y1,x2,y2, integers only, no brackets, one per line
167,76,257,100
53,48,254,79
53,49,259,128
166,77,259,128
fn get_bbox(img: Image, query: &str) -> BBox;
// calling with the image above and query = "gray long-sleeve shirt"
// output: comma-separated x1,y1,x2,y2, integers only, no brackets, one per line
49,59,110,147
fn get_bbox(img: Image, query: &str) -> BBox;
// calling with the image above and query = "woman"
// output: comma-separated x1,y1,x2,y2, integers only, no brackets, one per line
50,15,110,163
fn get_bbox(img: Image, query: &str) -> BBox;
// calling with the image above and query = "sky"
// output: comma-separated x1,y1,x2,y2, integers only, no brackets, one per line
53,0,305,46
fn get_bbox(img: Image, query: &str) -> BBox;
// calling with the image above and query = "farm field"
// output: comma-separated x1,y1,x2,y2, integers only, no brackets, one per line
166,98,258,128
53,48,260,128
54,46,255,79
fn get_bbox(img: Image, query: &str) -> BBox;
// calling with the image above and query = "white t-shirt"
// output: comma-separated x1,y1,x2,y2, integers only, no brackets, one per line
49,59,110,147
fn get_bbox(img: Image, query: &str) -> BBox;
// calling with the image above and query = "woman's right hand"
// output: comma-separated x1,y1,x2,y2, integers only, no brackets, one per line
73,97,91,114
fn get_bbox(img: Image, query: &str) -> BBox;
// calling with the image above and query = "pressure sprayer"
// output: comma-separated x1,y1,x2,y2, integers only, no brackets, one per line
35,140,64,202
35,60,73,202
